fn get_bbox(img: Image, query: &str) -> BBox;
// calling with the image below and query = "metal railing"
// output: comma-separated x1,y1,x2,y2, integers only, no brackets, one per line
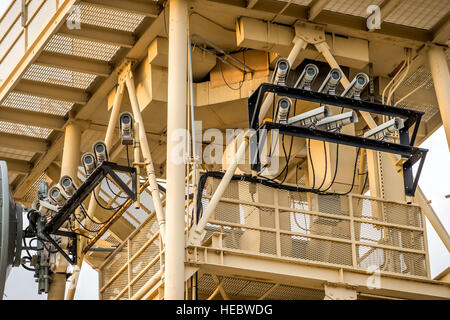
196,176,430,278
98,174,430,300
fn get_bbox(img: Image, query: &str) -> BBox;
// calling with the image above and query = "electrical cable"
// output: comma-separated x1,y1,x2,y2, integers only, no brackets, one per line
126,145,131,167
307,139,316,189
93,189,121,211
105,178,128,199
319,143,339,193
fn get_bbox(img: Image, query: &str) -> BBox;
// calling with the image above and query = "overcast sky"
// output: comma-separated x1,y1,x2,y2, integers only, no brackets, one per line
1,1,448,300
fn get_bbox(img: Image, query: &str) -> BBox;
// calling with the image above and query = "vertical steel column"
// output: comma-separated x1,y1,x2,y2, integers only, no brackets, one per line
428,46,450,150
164,0,188,300
48,121,81,300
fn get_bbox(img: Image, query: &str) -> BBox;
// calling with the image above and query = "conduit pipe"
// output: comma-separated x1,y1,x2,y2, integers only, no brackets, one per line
124,71,166,243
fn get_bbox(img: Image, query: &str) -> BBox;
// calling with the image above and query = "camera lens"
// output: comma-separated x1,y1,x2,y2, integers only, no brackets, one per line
331,70,340,80
84,155,93,164
62,178,71,188
95,144,105,153
122,115,131,124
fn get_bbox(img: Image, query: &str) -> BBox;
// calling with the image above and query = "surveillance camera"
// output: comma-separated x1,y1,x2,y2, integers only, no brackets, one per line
315,111,358,131
119,112,134,145
48,185,67,207
275,97,292,124
318,68,342,95
364,117,404,140
81,152,97,176
341,73,369,99
93,141,108,163
272,58,290,86
288,106,331,128
294,63,319,90
60,175,77,197
34,199,59,217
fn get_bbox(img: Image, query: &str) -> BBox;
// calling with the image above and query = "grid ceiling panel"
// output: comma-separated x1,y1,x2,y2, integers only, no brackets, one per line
23,64,97,90
22,173,51,204
384,0,450,30
69,3,146,32
1,92,73,116
324,0,384,17
45,34,121,61
0,120,52,139
396,100,438,122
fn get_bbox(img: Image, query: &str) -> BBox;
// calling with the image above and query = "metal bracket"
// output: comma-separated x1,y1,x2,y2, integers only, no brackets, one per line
248,83,428,196
43,161,137,264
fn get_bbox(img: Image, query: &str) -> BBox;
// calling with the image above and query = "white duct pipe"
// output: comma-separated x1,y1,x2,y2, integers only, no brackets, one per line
258,37,307,123
124,72,166,243
164,0,188,301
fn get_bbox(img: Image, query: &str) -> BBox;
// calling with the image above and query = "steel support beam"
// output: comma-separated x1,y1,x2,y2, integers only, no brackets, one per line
192,249,450,299
308,0,329,21
369,0,406,32
431,12,450,44
164,0,188,301
81,0,160,17
0,107,66,130
14,80,89,105
58,24,136,48
36,52,112,77
0,157,31,174
199,0,431,48
0,133,48,153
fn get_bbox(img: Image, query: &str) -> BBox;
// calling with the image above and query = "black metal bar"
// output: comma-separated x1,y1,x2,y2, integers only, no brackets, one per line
45,162,136,234
249,83,425,128
248,83,428,196
409,113,423,146
410,152,427,196
104,166,135,200
262,122,425,158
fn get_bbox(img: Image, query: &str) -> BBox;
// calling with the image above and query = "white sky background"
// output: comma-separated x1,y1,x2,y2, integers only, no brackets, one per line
1,1,449,300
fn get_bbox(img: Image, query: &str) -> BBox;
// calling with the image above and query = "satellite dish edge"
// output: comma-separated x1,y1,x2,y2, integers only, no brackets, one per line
0,160,23,299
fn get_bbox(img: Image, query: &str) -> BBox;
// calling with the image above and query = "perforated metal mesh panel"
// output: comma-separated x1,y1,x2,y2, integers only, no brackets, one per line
99,212,162,300
324,0,384,17
384,0,450,30
197,273,325,300
22,173,50,203
23,64,97,90
71,3,146,32
199,176,428,277
45,34,121,61
1,92,74,115
0,120,52,139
